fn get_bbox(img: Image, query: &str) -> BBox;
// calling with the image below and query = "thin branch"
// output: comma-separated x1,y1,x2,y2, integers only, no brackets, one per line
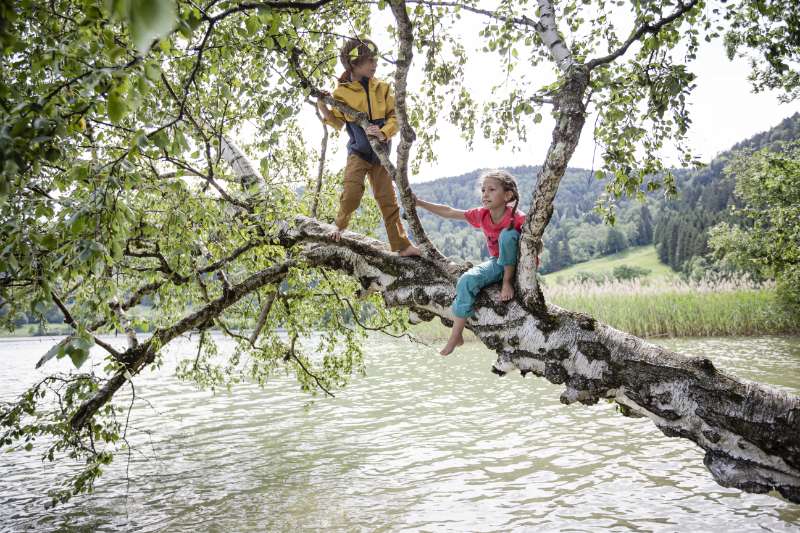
284,334,334,398
586,0,701,70
398,0,541,30
50,292,122,360
70,259,296,431
319,270,416,341
249,289,279,346
206,0,337,22
308,99,328,219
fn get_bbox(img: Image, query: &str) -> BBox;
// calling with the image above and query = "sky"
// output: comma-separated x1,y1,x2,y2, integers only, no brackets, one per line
290,5,800,184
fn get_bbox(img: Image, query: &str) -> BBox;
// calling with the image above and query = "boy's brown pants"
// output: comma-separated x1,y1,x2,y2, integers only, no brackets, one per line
335,154,412,252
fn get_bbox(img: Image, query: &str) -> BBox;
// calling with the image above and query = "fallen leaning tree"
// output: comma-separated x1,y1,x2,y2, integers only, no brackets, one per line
280,215,800,503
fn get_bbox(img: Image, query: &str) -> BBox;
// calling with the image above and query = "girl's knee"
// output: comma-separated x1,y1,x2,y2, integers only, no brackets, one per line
498,229,520,266
456,272,482,293
499,228,520,244
451,302,474,318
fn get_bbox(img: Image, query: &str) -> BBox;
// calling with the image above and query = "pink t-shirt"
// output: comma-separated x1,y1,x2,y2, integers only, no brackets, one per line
464,206,526,257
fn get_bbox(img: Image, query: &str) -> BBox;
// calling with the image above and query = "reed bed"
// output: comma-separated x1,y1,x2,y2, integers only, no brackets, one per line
544,277,798,338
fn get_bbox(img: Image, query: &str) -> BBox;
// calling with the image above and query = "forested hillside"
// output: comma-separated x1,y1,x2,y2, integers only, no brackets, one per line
654,112,800,277
413,113,800,275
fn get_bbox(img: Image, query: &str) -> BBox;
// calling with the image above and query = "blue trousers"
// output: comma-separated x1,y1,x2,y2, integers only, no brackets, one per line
453,229,520,318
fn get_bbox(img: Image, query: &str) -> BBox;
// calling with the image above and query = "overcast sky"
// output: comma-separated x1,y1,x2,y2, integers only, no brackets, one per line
291,6,800,184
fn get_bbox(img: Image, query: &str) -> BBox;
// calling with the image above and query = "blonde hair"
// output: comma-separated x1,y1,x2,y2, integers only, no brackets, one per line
338,37,379,82
479,169,520,230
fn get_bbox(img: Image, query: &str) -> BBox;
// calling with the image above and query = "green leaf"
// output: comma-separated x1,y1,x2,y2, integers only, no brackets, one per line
41,234,58,250
144,62,161,82
107,90,127,123
71,336,94,351
128,0,177,53
68,345,90,368
245,16,260,35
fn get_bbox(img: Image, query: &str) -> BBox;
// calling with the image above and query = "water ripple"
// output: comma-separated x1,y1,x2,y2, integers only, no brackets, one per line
1,334,799,532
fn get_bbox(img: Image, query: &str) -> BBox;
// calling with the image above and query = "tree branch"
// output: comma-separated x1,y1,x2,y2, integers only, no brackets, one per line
536,0,576,72
50,292,122,360
400,0,541,31
387,0,450,263
69,260,295,431
277,216,800,503
586,0,701,70
206,0,337,22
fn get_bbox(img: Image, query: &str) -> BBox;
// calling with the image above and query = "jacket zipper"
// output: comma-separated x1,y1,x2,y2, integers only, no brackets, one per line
360,79,373,121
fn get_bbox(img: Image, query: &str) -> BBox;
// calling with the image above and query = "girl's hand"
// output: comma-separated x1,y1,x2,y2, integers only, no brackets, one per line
330,227,343,242
500,282,515,302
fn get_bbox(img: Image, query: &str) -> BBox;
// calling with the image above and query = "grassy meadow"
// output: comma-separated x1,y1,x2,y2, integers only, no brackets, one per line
542,245,674,284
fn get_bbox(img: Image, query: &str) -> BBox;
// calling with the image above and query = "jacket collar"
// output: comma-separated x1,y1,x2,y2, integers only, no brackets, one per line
341,76,378,91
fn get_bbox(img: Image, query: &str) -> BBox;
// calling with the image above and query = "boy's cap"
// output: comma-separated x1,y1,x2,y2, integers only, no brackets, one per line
340,37,379,70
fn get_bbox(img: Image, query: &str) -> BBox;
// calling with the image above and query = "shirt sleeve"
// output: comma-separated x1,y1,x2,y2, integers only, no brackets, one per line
322,86,347,130
464,207,484,229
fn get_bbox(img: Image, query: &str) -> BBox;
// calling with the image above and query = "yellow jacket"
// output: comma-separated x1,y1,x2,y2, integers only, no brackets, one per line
324,77,398,140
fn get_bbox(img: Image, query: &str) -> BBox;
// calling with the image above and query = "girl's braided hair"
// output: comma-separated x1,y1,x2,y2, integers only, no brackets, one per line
479,169,521,230
338,37,379,83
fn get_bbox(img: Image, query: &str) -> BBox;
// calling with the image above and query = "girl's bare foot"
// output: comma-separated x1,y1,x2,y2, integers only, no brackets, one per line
439,333,464,356
398,244,421,257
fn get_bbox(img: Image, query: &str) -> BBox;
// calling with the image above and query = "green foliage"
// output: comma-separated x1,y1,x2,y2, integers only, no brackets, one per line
723,0,800,102
612,265,651,281
0,0,399,504
653,113,800,273
708,142,800,312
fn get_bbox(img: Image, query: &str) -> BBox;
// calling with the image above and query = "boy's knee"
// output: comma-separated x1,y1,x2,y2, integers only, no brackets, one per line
373,192,399,209
340,182,364,201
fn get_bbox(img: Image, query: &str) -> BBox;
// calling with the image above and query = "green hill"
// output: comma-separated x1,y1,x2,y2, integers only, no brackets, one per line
542,245,675,284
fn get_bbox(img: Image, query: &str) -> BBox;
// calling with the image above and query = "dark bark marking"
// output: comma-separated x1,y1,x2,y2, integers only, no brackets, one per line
577,340,611,362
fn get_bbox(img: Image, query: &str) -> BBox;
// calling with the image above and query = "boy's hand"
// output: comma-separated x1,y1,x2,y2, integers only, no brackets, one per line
500,282,515,302
316,91,331,110
365,124,386,141
330,228,343,242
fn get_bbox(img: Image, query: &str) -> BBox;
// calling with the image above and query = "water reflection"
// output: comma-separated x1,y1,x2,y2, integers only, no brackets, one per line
1,334,799,531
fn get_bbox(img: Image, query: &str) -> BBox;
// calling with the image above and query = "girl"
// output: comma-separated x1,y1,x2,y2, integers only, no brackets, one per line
316,37,420,257
415,170,525,355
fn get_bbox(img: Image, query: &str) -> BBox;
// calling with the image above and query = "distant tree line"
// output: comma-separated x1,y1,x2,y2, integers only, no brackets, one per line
653,113,800,278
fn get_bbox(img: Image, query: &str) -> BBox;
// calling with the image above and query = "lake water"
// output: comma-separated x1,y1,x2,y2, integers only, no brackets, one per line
1,334,800,532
